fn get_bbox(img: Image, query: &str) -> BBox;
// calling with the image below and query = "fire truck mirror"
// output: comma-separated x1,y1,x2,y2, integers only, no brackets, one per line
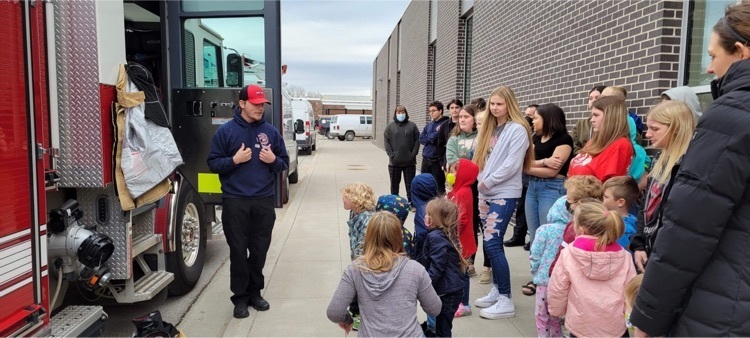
226,53,244,87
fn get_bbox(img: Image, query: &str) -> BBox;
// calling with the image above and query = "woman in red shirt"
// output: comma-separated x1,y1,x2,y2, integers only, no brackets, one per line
567,96,633,182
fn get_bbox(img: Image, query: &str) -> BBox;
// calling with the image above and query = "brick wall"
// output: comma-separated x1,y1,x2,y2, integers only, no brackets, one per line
434,0,460,103
470,0,683,126
374,0,683,148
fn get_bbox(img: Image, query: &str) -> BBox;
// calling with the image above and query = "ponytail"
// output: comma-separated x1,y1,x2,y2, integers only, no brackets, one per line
574,202,624,251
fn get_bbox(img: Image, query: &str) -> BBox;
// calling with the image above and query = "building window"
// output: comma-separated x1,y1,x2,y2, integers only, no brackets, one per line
429,0,437,43
685,0,735,87
464,16,473,101
398,22,402,71
430,43,437,101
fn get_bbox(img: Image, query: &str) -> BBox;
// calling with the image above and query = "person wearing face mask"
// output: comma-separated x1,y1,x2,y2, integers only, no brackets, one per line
631,4,750,336
384,105,420,208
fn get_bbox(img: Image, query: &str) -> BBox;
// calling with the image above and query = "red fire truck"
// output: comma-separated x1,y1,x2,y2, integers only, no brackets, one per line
1,0,289,335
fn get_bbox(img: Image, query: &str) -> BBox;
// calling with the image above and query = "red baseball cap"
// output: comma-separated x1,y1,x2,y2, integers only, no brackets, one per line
240,85,270,105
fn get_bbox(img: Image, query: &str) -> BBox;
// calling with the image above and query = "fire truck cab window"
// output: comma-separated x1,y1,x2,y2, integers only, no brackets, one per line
183,18,266,88
181,0,264,12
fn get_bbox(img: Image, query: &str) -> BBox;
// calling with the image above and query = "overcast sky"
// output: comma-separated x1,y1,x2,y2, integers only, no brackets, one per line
281,0,410,97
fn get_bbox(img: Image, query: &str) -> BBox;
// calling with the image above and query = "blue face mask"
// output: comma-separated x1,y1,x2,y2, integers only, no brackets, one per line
396,114,406,122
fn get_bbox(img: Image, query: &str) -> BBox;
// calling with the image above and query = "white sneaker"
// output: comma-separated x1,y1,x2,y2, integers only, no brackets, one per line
474,286,500,308
479,294,515,319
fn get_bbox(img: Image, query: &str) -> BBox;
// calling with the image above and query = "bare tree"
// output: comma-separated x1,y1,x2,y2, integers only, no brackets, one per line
305,91,322,98
285,84,307,97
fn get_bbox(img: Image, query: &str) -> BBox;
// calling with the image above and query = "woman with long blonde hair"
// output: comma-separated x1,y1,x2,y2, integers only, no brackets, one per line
567,96,633,182
327,212,441,336
629,101,695,272
470,86,532,320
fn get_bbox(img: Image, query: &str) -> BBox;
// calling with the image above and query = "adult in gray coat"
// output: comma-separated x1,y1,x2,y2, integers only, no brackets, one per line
384,105,420,205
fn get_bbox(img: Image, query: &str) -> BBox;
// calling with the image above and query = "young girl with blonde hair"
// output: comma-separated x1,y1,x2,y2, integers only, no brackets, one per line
567,96,633,182
327,212,441,336
471,86,533,319
630,101,696,272
548,201,636,337
418,198,468,337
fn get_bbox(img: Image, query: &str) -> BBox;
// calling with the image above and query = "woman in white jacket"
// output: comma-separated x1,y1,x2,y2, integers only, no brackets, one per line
471,86,533,319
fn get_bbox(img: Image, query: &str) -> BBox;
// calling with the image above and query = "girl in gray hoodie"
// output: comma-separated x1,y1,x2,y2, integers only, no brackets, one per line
327,212,441,337
471,86,533,320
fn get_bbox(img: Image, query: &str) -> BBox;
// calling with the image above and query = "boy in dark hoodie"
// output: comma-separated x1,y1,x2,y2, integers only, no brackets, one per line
420,101,450,195
384,106,420,207
411,173,440,260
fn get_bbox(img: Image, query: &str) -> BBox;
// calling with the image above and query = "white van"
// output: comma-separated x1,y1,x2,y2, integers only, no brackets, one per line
291,98,316,155
329,114,373,141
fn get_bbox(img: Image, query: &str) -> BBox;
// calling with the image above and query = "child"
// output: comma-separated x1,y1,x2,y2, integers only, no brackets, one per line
547,175,603,277
528,197,570,337
418,198,467,337
411,173,439,259
624,274,644,337
341,182,376,330
446,159,479,318
327,212,442,337
548,201,636,337
342,182,377,260
602,176,639,250
376,194,415,257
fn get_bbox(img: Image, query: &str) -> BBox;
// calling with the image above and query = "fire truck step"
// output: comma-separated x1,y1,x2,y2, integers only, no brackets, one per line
50,305,106,337
133,271,174,302
132,234,161,257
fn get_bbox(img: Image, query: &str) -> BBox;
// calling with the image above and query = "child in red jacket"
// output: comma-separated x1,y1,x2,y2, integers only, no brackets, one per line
447,158,479,317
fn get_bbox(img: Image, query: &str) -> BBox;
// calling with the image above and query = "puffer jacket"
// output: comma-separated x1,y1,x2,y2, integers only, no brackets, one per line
529,196,570,286
384,112,420,166
447,159,478,258
631,59,750,336
548,236,636,337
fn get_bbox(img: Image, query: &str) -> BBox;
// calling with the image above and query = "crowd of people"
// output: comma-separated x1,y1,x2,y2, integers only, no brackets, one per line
325,3,750,337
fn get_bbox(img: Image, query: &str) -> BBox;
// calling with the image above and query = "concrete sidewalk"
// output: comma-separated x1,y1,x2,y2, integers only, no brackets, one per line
178,138,537,337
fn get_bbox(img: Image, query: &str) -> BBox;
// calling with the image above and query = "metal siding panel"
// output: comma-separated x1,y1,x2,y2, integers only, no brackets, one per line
55,0,105,188
77,186,131,279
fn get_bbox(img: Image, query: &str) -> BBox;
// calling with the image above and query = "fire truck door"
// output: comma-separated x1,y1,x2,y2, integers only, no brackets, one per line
0,1,45,336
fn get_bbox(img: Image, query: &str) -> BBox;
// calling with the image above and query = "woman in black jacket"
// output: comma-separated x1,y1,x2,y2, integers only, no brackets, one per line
631,4,750,336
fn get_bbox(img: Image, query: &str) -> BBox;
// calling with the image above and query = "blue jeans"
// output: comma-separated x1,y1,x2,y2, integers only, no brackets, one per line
461,273,470,305
525,178,566,245
436,291,463,337
479,198,517,295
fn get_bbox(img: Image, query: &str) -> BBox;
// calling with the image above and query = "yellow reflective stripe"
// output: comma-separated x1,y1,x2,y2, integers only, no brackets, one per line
198,173,222,194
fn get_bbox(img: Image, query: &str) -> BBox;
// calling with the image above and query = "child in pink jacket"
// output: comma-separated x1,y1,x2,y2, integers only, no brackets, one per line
548,201,636,338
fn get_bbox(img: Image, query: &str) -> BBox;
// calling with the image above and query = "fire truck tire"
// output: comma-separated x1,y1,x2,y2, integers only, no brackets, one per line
167,187,207,296
289,168,299,184
312,143,316,151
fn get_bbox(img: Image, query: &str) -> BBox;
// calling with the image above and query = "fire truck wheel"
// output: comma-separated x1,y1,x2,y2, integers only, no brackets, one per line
289,168,299,184
167,187,207,296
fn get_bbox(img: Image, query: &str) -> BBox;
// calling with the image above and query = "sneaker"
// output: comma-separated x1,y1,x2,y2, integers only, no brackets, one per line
474,286,501,308
468,265,476,277
479,294,515,319
478,270,492,284
455,303,472,317
352,315,361,331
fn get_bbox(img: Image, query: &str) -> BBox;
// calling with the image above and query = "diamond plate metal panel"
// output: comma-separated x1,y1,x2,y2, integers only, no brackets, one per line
132,209,155,238
55,0,105,188
77,186,131,279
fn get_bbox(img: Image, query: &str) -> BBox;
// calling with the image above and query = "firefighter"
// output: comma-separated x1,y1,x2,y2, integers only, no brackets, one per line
207,85,290,319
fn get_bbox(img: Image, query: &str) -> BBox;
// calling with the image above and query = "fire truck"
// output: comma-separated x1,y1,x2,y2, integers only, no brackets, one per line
1,0,291,336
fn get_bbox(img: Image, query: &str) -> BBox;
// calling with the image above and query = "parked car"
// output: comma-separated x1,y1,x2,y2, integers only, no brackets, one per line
281,90,300,203
318,116,333,139
291,98,316,155
329,114,373,141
